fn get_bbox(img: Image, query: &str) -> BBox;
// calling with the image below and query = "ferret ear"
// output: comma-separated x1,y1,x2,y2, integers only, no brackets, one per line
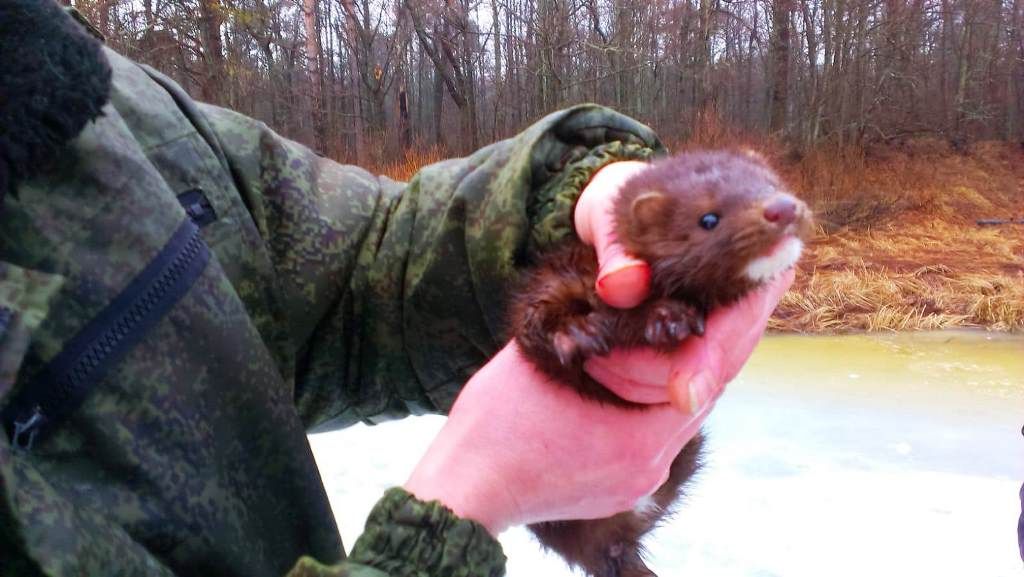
630,191,670,227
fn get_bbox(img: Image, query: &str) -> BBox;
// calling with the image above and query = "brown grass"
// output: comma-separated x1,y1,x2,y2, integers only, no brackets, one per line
368,145,447,182
770,219,1024,333
780,139,1022,232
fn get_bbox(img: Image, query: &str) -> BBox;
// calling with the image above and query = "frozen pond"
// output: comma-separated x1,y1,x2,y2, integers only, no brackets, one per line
310,331,1024,576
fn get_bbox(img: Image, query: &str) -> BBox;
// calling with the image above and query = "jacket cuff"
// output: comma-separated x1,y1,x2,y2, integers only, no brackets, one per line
528,140,660,255
348,487,506,577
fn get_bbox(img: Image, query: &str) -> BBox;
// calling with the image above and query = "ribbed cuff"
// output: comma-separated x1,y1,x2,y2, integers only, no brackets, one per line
528,140,661,255
348,488,506,577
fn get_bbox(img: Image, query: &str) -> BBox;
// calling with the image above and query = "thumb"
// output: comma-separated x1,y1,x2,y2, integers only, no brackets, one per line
574,161,652,309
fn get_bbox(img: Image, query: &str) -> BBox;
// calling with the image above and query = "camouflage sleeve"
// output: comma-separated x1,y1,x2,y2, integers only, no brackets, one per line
285,488,505,577
201,104,663,431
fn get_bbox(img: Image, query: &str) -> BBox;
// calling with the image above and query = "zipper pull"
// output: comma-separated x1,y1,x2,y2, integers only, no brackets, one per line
176,188,217,228
12,406,47,453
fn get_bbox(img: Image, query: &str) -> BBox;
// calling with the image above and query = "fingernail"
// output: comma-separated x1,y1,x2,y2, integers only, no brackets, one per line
669,371,713,414
689,372,714,413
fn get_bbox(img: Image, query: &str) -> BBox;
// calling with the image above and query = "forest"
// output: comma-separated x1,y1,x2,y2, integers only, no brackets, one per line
70,0,1024,332
70,0,1022,160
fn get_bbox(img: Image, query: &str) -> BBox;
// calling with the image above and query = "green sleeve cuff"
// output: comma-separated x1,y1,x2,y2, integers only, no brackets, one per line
348,488,507,577
528,140,661,256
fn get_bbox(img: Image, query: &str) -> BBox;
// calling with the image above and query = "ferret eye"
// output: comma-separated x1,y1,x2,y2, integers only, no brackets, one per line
699,213,720,230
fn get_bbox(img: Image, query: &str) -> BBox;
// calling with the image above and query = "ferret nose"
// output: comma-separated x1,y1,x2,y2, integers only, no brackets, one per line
763,195,798,225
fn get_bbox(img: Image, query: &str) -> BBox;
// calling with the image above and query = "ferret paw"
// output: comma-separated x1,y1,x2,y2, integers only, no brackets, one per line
552,313,611,365
643,300,705,349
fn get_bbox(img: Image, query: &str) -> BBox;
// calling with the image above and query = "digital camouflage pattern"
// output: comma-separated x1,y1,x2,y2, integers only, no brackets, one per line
0,7,663,576
285,488,506,577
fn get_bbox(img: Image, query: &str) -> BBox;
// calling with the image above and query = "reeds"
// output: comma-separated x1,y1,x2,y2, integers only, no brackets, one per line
772,221,1024,332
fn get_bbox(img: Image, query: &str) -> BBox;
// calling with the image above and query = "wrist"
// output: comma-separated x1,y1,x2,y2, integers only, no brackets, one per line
404,475,509,537
405,424,518,536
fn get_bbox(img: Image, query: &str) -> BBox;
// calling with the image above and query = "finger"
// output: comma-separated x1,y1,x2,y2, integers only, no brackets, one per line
574,161,651,309
666,269,795,412
595,246,650,309
583,348,673,404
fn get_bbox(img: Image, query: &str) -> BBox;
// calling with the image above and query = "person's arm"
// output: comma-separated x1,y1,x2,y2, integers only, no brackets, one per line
199,104,792,577
194,104,667,576
200,104,664,431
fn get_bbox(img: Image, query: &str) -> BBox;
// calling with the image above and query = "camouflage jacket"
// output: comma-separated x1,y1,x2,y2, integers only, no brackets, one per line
0,2,662,576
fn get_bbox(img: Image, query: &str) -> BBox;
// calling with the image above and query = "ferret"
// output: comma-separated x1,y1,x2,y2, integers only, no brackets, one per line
508,150,812,577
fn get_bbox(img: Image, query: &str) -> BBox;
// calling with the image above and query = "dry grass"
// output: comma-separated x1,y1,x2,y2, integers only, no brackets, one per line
771,214,1024,333
370,145,447,182
772,256,1024,332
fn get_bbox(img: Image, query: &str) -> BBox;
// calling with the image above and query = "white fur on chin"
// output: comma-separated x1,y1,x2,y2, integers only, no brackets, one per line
744,237,804,282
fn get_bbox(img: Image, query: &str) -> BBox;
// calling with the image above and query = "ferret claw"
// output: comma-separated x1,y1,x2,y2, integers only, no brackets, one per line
667,319,690,340
553,332,579,366
645,300,702,349
552,314,611,365
569,324,610,356
691,311,706,336
644,320,665,344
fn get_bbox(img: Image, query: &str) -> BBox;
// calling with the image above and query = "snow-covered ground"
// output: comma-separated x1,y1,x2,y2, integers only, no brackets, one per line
310,332,1024,576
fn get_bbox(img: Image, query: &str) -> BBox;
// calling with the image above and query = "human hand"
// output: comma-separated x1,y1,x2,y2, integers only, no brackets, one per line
402,280,789,535
404,273,792,536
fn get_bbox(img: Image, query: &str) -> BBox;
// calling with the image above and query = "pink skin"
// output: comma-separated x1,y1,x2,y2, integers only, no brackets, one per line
405,161,796,536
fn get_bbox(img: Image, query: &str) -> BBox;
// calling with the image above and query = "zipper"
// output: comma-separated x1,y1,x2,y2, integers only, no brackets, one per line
3,219,210,451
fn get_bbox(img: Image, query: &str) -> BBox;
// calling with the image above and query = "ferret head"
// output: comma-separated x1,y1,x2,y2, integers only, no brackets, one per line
613,150,812,306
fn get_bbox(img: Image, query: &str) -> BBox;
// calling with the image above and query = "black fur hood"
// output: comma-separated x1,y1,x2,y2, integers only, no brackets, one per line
0,0,112,198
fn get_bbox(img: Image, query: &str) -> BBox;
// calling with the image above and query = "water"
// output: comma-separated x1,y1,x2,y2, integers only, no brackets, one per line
309,331,1024,576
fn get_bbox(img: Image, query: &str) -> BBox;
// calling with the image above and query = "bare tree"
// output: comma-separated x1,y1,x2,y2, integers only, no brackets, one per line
76,0,1023,160
404,0,480,151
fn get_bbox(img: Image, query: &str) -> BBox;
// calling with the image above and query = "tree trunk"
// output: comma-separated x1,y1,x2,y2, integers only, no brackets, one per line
770,0,793,135
399,83,412,151
491,0,503,140
1007,0,1022,140
199,0,225,103
302,0,325,151
433,67,444,147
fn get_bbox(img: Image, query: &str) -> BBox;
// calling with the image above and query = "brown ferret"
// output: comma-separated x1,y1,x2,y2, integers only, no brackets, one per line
509,150,813,577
